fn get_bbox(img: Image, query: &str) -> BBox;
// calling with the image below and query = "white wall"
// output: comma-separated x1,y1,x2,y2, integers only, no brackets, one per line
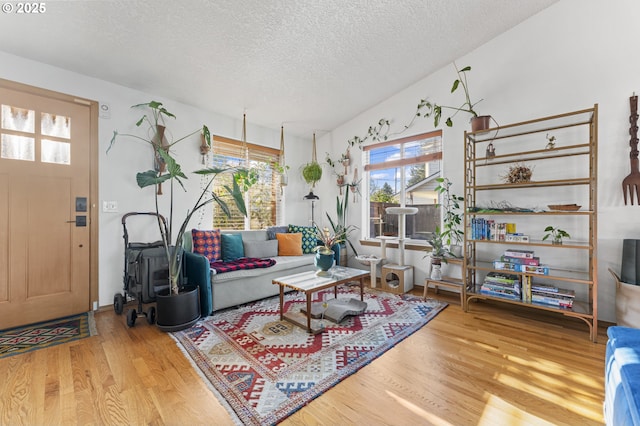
315,0,640,323
0,51,312,308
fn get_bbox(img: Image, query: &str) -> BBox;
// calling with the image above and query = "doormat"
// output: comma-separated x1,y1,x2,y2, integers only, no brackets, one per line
171,286,447,425
0,312,98,359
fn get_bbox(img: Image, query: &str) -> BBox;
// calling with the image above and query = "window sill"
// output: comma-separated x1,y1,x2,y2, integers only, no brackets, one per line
359,239,430,252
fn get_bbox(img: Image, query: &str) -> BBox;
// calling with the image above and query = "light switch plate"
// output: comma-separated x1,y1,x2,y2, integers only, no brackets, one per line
102,201,118,212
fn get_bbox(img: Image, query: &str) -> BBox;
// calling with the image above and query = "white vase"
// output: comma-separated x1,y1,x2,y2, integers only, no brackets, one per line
430,264,442,280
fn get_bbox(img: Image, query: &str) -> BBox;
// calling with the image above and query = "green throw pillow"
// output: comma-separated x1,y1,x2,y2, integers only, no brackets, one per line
221,233,244,262
288,224,316,254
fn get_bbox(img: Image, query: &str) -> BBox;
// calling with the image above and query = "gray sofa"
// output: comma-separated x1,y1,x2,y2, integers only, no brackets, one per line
183,230,340,315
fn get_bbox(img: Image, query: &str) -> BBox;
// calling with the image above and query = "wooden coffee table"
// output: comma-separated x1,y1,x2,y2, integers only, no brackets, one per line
272,266,368,334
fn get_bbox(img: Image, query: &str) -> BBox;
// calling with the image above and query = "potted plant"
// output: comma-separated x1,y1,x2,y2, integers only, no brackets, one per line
435,177,465,257
326,189,359,264
542,226,570,245
313,225,344,275
302,133,323,190
302,162,322,187
271,162,290,189
424,228,454,280
109,101,250,331
417,63,491,132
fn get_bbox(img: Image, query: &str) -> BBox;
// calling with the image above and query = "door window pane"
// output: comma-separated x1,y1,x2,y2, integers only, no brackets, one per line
1,105,35,132
41,139,70,165
41,112,71,139
1,134,35,161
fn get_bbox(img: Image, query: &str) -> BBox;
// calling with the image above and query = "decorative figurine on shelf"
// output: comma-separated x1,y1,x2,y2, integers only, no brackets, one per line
501,162,533,184
545,133,556,150
486,141,496,159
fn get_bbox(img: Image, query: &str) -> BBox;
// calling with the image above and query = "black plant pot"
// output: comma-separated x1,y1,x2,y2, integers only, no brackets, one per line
155,285,201,332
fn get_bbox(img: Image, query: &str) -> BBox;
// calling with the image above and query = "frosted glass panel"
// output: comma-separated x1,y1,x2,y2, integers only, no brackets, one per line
1,105,35,132
41,139,70,165
41,112,71,139
1,134,35,161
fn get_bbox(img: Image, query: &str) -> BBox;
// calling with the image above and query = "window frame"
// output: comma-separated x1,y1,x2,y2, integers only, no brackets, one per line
362,130,443,242
210,134,283,230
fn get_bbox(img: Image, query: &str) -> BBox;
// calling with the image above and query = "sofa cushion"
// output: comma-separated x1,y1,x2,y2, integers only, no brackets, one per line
266,225,288,240
221,233,244,262
288,224,317,254
191,229,221,262
243,239,278,258
276,233,303,256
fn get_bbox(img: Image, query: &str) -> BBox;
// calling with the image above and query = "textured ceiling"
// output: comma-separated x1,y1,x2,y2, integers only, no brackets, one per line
0,0,558,136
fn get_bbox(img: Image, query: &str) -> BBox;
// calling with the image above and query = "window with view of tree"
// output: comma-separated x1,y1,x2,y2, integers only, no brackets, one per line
210,135,282,230
363,130,442,240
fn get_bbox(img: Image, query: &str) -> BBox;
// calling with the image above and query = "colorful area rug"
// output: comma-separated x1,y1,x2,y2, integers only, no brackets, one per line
0,312,97,359
172,286,447,425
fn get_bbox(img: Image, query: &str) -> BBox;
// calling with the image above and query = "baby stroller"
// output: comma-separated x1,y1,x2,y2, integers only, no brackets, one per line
114,212,170,327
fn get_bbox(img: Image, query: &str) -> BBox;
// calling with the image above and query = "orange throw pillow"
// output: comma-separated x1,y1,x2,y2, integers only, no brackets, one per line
276,233,303,256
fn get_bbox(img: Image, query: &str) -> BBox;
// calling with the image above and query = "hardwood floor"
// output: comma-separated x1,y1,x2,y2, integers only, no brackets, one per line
0,287,607,425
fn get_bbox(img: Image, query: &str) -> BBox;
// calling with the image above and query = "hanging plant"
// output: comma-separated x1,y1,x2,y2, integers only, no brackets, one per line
303,133,323,188
302,162,322,187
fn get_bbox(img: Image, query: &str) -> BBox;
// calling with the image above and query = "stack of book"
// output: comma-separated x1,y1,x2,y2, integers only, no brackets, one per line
530,284,575,308
480,272,521,300
493,249,549,275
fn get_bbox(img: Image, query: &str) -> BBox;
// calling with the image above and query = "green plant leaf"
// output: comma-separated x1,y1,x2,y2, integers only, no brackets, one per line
194,166,227,175
211,192,231,217
433,105,442,127
135,116,146,127
459,66,471,72
158,148,187,180
136,170,171,188
202,125,211,147
225,177,247,216
451,79,460,93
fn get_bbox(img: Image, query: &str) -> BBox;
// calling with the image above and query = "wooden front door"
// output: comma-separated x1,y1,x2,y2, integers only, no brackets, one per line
0,82,96,329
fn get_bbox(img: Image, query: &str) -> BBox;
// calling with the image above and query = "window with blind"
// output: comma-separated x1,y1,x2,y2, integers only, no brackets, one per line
210,135,282,230
363,130,443,240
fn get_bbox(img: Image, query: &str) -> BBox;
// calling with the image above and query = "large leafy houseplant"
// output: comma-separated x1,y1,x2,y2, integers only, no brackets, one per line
109,101,249,298
417,63,491,131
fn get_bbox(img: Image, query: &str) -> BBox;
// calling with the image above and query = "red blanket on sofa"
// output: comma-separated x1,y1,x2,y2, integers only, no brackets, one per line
210,257,276,274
